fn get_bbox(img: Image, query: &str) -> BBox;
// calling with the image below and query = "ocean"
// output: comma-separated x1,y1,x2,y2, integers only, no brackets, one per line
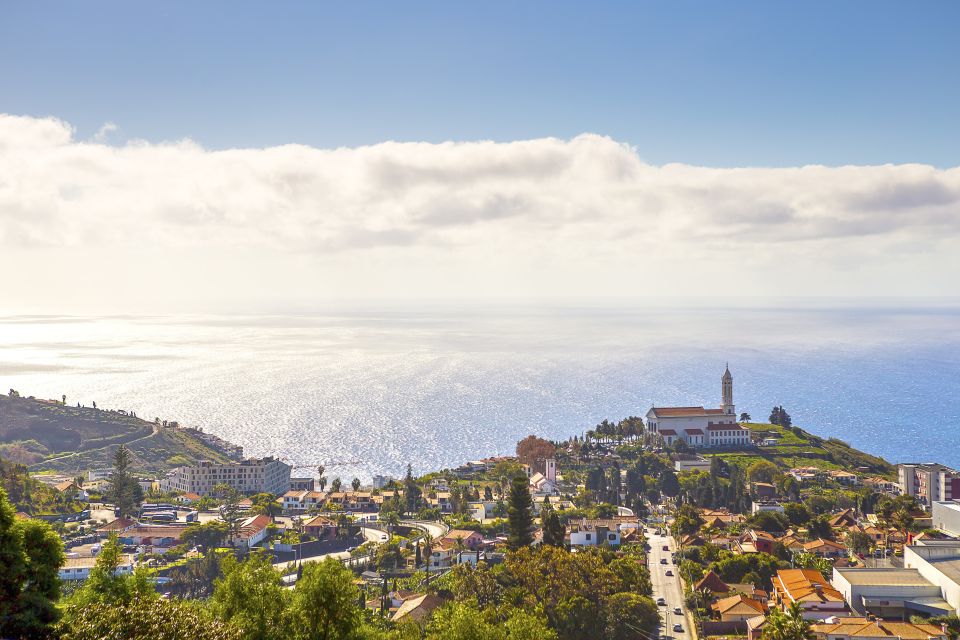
2,302,959,482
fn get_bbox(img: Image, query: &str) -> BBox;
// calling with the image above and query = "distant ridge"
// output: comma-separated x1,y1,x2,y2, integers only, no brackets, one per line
0,392,237,475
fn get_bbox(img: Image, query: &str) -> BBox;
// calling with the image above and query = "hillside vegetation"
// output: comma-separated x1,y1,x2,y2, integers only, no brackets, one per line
0,393,234,475
705,422,895,478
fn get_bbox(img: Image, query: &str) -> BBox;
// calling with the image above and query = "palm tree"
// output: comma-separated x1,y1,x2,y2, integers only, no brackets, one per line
318,476,327,492
763,602,814,640
352,477,361,492
421,532,434,578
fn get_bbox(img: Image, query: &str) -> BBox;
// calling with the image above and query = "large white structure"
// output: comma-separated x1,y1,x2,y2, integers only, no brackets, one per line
899,463,960,507
160,457,292,496
903,540,960,616
646,366,751,448
933,501,960,537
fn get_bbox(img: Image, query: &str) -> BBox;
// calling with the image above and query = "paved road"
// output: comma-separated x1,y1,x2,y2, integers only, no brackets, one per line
647,528,688,640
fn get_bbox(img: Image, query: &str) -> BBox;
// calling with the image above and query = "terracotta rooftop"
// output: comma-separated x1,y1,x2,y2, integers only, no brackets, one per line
651,406,726,417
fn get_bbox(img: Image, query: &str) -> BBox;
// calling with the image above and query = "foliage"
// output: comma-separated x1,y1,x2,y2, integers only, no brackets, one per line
763,601,814,640
603,592,660,640
59,597,243,640
182,520,230,550
708,550,787,589
672,503,705,537
747,460,780,484
516,435,556,475
507,474,534,550
287,559,364,640
748,510,789,533
783,502,811,526
209,554,289,640
805,515,834,541
540,500,566,548
107,444,144,518
66,534,155,610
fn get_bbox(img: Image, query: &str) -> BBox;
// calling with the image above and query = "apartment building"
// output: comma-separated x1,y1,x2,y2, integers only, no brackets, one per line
160,457,291,496
898,463,960,507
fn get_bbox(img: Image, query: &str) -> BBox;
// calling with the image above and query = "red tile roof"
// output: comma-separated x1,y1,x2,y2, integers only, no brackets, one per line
685,429,705,435
651,407,726,417
659,429,678,436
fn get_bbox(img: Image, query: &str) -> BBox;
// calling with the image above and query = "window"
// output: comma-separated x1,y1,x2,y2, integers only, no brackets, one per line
585,533,592,541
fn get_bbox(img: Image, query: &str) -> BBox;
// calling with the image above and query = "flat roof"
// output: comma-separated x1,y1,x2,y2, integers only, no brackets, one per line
834,568,934,587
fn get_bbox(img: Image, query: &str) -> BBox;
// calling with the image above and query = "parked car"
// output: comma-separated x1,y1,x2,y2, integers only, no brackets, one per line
665,570,673,576
673,607,682,615
673,624,683,632
660,558,667,564
662,545,669,551
656,597,666,606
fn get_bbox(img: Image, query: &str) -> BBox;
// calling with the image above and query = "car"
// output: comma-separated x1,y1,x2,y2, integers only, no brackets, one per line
665,570,673,576
673,607,682,615
673,624,683,632
656,597,666,606
662,545,669,551
660,558,667,564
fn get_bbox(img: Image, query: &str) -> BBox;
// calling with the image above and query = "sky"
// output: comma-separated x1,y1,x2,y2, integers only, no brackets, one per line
1,2,959,312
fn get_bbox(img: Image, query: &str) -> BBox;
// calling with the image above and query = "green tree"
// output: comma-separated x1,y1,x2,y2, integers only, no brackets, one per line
504,608,558,640
747,460,780,484
659,469,680,498
0,486,27,635
287,558,364,640
216,484,245,542
107,445,144,517
507,474,534,550
541,501,566,548
763,601,814,640
426,603,503,640
251,493,281,521
351,477,361,492
805,515,834,541
404,464,422,514
672,503,705,537
210,554,289,640
67,534,154,609
604,592,660,640
14,518,66,637
58,597,243,640
182,520,230,550
783,502,811,526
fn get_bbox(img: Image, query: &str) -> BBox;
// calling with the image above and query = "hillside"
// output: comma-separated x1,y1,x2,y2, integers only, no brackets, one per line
0,393,236,475
704,422,896,478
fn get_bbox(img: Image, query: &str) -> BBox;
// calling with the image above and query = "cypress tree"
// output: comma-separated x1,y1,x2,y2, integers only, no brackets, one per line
507,474,534,550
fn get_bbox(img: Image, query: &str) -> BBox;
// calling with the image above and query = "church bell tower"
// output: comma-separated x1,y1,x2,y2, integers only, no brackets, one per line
721,364,735,415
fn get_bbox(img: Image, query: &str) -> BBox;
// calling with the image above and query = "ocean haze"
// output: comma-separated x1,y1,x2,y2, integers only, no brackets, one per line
1,302,958,481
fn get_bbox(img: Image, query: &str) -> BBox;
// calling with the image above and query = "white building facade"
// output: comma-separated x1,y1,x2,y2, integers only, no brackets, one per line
160,457,292,496
646,366,751,448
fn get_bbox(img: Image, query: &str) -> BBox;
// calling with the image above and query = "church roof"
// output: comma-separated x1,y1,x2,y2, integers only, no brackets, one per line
658,429,678,436
650,406,726,418
685,429,705,435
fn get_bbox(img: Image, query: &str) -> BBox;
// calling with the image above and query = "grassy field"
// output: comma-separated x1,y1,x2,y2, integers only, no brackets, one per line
703,422,895,478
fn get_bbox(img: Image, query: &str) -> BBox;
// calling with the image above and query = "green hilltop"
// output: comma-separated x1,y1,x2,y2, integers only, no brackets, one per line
704,421,896,478
0,392,236,476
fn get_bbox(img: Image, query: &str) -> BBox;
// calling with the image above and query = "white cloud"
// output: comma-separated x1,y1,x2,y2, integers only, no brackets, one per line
0,113,958,308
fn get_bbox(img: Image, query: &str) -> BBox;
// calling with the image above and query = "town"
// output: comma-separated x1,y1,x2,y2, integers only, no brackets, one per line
3,368,960,640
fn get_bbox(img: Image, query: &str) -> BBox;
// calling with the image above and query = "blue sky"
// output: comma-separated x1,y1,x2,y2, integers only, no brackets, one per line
3,1,958,167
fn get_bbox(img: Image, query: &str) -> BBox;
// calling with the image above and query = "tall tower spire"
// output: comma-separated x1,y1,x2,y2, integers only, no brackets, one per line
721,364,734,415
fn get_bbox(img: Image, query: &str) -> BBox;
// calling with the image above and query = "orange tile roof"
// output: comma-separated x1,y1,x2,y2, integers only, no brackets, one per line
775,568,844,604
651,406,726,417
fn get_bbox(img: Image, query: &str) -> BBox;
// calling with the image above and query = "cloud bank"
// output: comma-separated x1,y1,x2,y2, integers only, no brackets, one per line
1,113,958,307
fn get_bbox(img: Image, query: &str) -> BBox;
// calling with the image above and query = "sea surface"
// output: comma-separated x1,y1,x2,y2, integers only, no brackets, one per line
1,302,959,481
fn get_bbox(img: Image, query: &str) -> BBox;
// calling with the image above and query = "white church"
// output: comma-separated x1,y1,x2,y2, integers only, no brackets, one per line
645,365,751,448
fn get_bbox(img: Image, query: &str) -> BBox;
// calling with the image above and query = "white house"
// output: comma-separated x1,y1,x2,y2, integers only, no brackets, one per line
59,554,134,581
568,519,622,547
646,366,751,448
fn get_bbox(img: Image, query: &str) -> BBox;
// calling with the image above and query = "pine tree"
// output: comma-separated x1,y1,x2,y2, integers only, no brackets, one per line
769,406,782,425
404,464,422,514
507,474,534,550
107,445,143,518
541,499,566,547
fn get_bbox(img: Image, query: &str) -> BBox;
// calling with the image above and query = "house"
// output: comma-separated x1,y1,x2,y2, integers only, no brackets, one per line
751,482,777,499
864,477,899,495
289,477,315,492
426,492,453,513
568,519,621,547
59,554,134,581
712,594,767,622
303,515,337,539
810,617,946,640
118,524,187,548
440,529,483,551
97,517,137,535
233,514,272,548
175,492,202,505
803,538,848,558
779,535,807,554
829,471,861,486
391,593,445,625
55,481,89,501
740,529,777,554
674,455,713,472
830,509,859,529
696,570,733,595
752,500,786,515
772,568,849,619
746,615,768,640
